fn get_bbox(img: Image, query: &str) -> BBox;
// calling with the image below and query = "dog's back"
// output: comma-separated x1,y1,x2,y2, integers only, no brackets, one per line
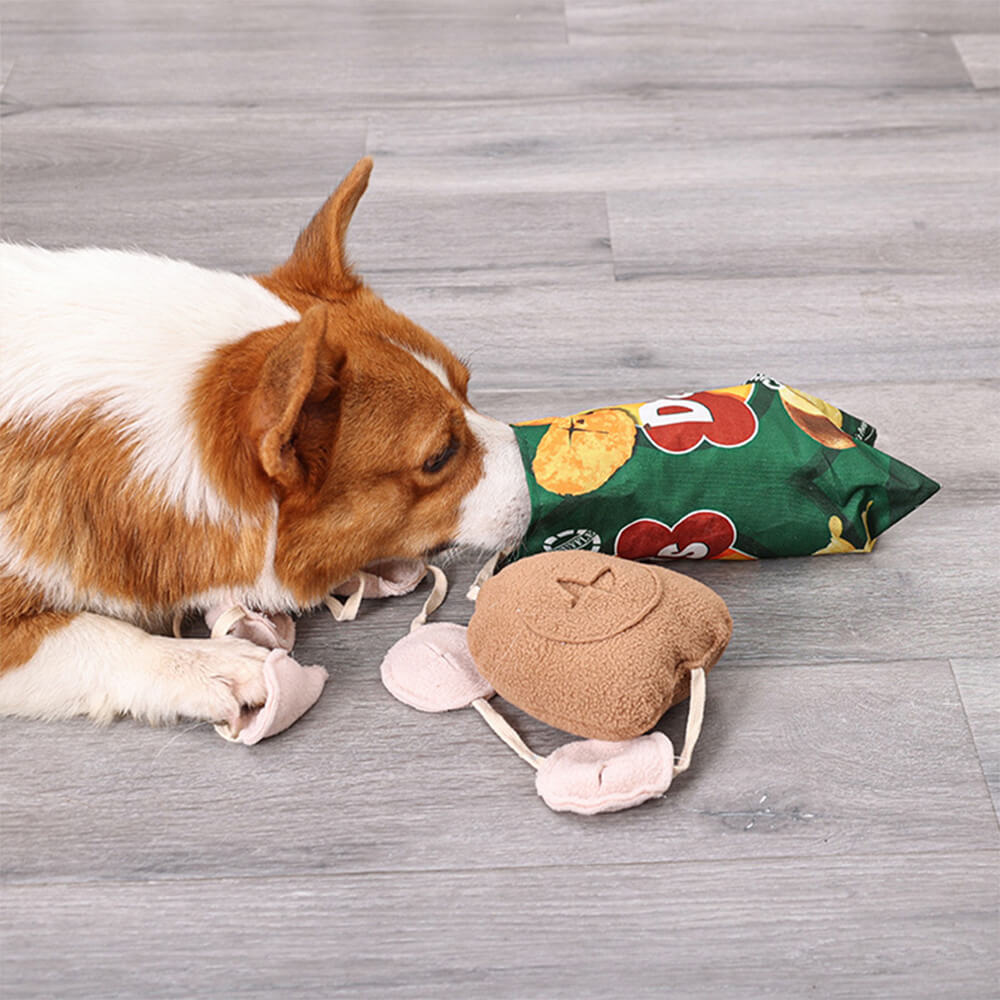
1,243,299,518
0,243,303,627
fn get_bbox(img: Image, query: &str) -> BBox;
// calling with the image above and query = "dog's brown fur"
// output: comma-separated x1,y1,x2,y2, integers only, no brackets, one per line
0,158,488,674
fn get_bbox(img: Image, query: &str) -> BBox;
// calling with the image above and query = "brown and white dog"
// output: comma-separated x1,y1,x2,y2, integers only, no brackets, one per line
0,157,529,727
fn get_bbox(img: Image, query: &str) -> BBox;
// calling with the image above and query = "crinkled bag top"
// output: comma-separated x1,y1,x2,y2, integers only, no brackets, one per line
506,374,939,564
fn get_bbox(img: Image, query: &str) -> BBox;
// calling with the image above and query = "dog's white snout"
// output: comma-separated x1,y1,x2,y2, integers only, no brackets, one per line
458,410,530,553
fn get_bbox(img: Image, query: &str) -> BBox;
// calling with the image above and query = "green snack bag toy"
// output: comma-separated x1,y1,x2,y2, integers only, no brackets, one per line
505,374,939,563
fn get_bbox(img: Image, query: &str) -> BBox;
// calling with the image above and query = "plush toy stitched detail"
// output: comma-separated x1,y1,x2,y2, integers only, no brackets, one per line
380,551,729,815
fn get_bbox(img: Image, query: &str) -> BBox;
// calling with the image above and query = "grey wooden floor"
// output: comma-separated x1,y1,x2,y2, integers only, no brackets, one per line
2,2,998,998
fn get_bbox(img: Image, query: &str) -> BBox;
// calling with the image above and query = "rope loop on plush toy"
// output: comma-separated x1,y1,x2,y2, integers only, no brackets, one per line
470,697,546,769
409,564,449,631
209,604,252,640
672,667,706,776
466,550,504,601
471,666,707,778
323,562,449,628
173,562,448,643
324,580,365,622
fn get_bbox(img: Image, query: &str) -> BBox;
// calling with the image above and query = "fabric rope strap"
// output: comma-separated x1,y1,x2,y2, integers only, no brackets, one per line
470,697,546,769
209,604,251,640
471,666,708,776
174,605,252,640
173,562,449,644
324,580,365,622
409,564,449,631
325,562,448,628
466,550,504,601
672,667,706,776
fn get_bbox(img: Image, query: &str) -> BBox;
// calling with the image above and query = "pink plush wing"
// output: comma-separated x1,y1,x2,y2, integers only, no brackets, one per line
380,623,494,712
535,733,675,814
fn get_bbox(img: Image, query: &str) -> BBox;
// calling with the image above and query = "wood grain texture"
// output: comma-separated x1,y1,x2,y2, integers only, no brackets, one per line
367,89,999,194
952,658,1000,818
2,853,997,1000
362,284,1000,392
0,108,370,202
0,189,613,282
2,0,569,44
1,0,998,997
0,30,971,112
2,651,996,884
953,34,1000,88
567,0,1000,35
607,179,999,280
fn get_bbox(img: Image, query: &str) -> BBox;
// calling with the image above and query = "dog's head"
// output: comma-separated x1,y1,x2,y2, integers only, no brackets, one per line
196,158,528,604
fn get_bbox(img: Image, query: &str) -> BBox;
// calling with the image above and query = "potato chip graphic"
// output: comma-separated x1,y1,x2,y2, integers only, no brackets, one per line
779,385,856,450
813,501,877,554
532,407,637,496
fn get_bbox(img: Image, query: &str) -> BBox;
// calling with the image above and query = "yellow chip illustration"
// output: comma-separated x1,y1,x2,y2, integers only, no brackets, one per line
532,407,637,496
779,385,856,450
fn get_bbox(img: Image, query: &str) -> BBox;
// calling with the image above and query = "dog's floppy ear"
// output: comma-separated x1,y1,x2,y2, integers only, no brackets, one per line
272,156,373,298
252,305,347,492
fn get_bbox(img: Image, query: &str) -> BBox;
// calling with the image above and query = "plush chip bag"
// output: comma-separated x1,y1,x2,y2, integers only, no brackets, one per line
506,374,939,563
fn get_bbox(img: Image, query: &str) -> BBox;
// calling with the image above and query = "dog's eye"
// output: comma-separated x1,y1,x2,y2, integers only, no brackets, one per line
423,436,460,475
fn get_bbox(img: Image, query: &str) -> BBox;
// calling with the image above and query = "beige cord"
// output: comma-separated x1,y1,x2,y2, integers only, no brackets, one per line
409,564,449,631
325,562,449,628
471,666,708,777
466,550,503,601
173,605,249,639
672,667,706,775
470,697,545,769
176,561,449,643
210,604,250,640
324,578,365,622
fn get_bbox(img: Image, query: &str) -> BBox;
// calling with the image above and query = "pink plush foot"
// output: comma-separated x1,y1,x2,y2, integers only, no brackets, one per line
535,733,675,814
205,605,296,651
215,649,329,745
332,558,429,599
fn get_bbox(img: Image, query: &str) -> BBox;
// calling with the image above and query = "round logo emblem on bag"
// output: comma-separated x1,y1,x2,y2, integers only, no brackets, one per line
543,528,602,553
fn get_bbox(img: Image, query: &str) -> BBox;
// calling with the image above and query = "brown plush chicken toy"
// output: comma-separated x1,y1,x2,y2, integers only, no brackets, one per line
381,551,732,814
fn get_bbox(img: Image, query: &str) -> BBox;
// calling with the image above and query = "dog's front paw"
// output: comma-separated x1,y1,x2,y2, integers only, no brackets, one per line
142,634,271,727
